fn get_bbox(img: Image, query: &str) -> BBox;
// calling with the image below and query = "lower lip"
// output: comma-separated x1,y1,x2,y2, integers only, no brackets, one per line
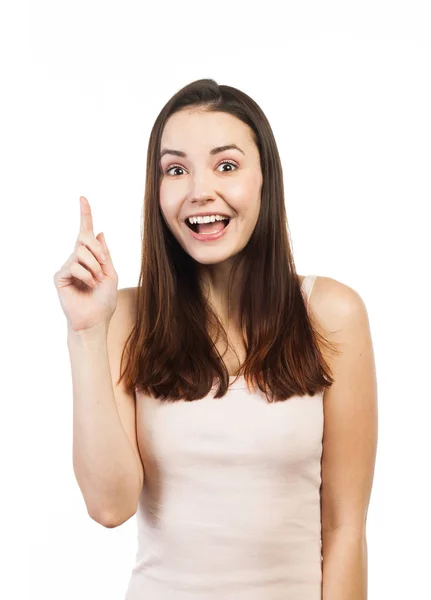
185,219,232,242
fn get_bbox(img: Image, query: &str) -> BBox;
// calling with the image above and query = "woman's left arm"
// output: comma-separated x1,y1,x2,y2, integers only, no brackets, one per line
310,278,378,600
322,528,368,599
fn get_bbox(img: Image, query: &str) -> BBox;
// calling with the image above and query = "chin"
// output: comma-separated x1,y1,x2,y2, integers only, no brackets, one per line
187,250,233,265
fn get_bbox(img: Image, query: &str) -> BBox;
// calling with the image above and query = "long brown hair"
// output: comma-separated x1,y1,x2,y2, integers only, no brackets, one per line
118,78,339,402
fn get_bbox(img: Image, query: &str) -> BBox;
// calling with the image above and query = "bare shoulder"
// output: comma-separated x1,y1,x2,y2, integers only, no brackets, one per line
119,285,138,316
108,287,138,354
107,285,139,396
307,275,370,364
308,275,367,324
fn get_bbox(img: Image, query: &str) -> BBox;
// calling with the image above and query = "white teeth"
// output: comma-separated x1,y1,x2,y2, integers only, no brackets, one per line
188,215,229,225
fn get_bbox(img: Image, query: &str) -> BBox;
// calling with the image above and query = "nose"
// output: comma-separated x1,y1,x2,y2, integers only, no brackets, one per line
188,178,218,205
190,191,217,204
188,164,222,193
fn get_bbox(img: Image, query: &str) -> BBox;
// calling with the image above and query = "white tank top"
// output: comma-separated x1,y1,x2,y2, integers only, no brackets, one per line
125,275,323,599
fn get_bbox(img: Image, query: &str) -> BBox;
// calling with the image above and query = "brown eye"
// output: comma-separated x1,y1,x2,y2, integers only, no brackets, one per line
165,165,185,176
217,160,237,172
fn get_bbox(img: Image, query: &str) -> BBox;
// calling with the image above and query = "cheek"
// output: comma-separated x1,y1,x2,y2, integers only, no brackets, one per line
234,184,261,218
159,190,178,222
233,175,260,200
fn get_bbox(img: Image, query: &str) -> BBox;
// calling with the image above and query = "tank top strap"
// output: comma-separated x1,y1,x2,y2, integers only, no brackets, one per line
301,275,318,308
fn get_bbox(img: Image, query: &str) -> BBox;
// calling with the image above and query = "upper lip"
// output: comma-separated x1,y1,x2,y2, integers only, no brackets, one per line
183,212,232,221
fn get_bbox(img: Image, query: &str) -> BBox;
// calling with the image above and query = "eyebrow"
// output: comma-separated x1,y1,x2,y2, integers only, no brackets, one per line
160,144,245,159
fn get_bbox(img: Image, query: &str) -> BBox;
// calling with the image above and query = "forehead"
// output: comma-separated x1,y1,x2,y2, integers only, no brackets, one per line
160,109,254,150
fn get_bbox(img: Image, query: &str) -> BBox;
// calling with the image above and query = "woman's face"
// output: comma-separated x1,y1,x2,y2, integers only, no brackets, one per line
159,108,263,266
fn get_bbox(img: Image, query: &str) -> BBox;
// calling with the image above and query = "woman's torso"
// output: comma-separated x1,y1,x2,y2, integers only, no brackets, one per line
125,275,323,600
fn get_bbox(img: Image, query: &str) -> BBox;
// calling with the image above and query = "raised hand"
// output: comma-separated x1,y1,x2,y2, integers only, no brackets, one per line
53,196,118,332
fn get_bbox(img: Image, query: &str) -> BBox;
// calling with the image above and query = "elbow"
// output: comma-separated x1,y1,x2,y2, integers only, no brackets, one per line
89,504,138,528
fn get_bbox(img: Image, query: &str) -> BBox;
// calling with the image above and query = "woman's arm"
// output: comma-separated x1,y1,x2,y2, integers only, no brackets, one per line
309,277,378,599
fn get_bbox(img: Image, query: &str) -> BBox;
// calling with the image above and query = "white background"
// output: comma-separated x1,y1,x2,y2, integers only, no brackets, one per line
1,1,430,598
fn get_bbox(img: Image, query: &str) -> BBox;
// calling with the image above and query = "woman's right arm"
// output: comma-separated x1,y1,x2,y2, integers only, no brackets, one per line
68,289,143,527
54,196,143,528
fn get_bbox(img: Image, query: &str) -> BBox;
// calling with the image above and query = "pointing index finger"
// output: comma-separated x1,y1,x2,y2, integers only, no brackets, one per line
80,196,94,233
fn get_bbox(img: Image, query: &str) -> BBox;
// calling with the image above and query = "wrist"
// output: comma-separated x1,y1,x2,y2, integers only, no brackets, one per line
67,322,109,345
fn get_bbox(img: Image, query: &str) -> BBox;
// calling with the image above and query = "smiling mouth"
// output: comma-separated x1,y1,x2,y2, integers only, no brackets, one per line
185,218,231,233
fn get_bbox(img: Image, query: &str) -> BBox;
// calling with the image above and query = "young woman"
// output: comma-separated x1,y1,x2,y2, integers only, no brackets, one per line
54,79,378,599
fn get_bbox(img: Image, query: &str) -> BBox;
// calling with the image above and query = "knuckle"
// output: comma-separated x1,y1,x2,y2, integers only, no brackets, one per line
76,231,93,250
78,230,90,243
75,234,85,249
76,245,86,259
80,266,91,280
